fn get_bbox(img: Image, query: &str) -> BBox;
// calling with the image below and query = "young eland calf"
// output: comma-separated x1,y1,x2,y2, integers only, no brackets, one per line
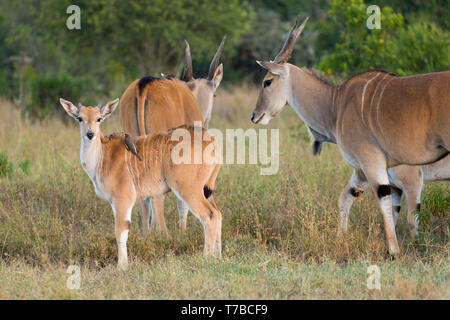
119,37,225,236
60,98,222,269
251,17,449,255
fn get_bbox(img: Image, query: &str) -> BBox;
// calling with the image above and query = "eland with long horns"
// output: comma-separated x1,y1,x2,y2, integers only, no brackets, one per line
251,17,450,255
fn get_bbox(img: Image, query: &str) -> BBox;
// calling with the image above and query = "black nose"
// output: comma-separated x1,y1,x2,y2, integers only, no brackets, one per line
251,112,255,122
86,132,94,140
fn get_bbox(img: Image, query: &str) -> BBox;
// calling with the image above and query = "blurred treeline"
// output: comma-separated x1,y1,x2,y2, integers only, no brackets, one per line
0,0,448,119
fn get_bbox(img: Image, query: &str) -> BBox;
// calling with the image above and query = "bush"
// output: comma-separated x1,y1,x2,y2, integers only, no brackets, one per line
419,186,450,230
0,69,11,97
394,22,449,74
0,152,13,177
27,73,82,120
18,157,31,176
317,0,404,76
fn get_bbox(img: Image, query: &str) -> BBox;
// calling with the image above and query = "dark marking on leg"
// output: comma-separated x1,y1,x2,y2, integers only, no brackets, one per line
393,206,401,213
203,186,213,199
377,185,391,198
350,187,362,198
416,203,421,211
209,211,214,219
125,221,131,230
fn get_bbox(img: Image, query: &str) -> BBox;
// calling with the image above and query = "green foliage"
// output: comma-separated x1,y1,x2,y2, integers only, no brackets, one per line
394,22,449,74
27,73,82,120
0,69,11,97
0,152,13,177
318,0,404,76
419,186,450,230
317,0,449,76
36,0,253,76
18,158,31,176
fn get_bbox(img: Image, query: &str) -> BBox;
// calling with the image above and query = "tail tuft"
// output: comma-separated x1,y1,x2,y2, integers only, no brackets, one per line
313,140,322,156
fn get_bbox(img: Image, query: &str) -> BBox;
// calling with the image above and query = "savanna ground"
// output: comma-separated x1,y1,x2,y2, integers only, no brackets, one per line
0,85,448,299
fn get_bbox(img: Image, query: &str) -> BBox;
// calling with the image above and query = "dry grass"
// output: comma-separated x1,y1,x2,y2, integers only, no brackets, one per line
0,88,448,299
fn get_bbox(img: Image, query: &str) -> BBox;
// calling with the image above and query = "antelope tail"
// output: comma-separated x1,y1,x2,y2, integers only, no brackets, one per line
136,88,146,136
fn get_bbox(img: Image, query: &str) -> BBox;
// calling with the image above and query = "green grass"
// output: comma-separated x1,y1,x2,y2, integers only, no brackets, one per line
0,89,448,299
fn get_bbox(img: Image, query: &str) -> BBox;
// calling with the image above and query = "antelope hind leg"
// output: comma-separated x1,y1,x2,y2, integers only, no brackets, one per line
338,169,367,233
172,187,222,257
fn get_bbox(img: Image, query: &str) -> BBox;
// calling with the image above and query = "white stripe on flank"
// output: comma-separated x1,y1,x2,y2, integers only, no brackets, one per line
361,73,381,126
369,73,389,123
376,77,396,136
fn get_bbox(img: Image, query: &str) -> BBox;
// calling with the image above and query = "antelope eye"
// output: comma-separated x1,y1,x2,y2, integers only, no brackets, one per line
97,118,102,122
76,117,83,122
264,79,272,88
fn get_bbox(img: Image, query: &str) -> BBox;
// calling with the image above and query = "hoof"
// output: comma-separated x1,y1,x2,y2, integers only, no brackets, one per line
117,262,128,271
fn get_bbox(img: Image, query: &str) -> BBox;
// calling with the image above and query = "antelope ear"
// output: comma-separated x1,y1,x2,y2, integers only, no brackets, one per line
256,61,286,76
211,63,223,91
101,98,119,119
59,98,79,119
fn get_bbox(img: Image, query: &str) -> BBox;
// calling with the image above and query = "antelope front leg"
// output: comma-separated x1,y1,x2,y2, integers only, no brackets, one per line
112,200,134,270
177,199,189,232
149,196,170,238
362,161,400,255
338,169,367,233
139,199,151,237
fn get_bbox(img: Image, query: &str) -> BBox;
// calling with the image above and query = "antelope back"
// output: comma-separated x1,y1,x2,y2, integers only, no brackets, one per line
119,77,204,137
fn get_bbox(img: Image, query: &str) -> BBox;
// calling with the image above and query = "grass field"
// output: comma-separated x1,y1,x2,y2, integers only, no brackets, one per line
0,85,448,299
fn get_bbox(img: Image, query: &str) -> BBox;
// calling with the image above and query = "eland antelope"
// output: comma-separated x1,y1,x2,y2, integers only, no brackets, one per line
251,17,450,255
60,98,222,270
119,37,225,237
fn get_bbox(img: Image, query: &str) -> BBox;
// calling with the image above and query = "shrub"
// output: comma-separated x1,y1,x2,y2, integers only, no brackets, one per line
0,152,13,177
318,0,404,76
18,157,31,176
27,73,82,120
418,185,450,231
394,22,449,74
